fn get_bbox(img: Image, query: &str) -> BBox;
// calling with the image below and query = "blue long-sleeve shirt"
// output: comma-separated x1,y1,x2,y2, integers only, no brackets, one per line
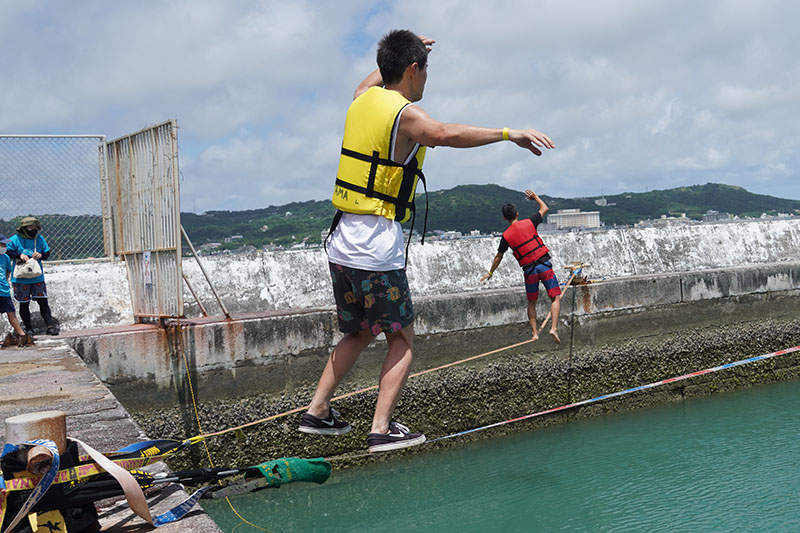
0,254,12,297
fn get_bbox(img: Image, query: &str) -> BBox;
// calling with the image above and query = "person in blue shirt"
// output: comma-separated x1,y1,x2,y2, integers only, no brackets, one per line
0,233,28,345
6,217,58,336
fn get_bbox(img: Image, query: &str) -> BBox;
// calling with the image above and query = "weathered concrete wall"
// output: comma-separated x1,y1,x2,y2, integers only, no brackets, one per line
136,316,800,473
68,261,800,411
52,218,800,471
42,219,800,331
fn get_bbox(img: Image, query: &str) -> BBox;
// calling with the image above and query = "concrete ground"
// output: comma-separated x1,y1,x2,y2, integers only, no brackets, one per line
0,337,221,532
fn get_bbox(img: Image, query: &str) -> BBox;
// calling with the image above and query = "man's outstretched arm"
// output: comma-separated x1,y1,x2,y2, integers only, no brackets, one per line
399,105,554,156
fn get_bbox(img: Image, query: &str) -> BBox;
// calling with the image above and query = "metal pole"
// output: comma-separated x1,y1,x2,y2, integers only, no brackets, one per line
98,137,116,260
169,121,184,317
181,224,230,319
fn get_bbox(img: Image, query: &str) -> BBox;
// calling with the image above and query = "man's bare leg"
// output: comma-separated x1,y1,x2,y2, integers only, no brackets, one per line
527,300,539,341
371,324,414,434
549,296,561,344
306,329,374,418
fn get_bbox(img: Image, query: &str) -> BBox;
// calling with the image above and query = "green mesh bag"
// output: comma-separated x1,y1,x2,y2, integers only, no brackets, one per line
253,457,332,487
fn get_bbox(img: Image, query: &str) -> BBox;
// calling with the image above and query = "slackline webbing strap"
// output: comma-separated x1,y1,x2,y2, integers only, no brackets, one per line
320,344,800,462
427,344,800,442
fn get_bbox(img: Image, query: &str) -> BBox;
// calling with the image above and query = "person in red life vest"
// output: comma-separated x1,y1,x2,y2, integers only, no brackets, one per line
481,189,561,343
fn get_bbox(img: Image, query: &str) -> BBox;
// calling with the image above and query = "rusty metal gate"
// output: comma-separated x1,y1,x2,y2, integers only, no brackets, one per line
102,120,183,320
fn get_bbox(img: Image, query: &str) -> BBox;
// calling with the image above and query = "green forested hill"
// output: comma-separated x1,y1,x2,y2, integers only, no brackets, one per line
180,183,800,249
4,183,793,260
181,199,337,249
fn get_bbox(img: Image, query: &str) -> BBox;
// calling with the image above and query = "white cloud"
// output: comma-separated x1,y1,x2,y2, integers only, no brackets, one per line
2,0,799,212
714,84,783,113
648,98,680,135
676,146,732,170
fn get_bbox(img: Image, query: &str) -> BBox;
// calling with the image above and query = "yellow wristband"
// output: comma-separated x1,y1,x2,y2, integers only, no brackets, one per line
487,271,493,277
502,127,509,141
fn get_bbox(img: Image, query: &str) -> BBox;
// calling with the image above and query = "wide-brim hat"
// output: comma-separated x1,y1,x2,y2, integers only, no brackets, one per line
18,216,41,231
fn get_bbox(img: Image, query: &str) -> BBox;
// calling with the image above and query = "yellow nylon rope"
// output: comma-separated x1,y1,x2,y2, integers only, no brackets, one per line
176,320,274,533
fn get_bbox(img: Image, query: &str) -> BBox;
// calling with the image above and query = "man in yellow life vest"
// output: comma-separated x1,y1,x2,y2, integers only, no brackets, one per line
299,29,555,453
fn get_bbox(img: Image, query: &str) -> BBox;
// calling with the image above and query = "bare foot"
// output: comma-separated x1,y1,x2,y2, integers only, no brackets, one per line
549,329,561,344
531,330,539,342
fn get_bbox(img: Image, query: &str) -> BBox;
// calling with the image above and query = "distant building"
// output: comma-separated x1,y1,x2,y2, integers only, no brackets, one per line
637,213,692,227
537,222,559,233
595,194,616,206
703,210,733,223
547,209,601,229
441,231,463,240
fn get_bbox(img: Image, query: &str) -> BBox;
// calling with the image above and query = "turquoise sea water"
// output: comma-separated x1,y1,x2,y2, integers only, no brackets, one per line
203,379,800,532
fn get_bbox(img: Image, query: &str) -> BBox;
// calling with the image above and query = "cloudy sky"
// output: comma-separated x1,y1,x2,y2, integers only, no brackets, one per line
2,0,798,213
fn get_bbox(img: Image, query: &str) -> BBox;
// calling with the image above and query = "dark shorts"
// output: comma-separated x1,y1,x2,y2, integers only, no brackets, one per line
523,262,561,302
12,281,48,303
329,262,414,336
0,296,15,313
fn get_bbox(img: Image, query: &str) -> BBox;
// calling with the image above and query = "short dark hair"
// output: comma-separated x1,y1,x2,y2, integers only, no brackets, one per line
502,203,518,221
377,29,428,85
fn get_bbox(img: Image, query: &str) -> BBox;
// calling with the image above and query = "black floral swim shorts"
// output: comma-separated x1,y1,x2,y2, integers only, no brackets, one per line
329,262,414,336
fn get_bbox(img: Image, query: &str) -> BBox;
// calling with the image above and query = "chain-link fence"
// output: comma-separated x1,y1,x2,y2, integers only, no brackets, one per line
0,135,107,261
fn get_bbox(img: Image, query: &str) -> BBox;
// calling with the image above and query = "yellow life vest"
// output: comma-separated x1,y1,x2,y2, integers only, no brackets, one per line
332,86,427,223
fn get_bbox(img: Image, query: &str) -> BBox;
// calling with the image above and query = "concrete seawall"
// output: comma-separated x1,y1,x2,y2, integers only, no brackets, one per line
67,260,800,410
41,218,800,470
134,304,800,473
42,218,800,331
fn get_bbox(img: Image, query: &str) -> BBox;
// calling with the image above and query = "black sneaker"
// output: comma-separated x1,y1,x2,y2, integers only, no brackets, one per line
367,422,426,453
46,325,59,336
298,408,351,435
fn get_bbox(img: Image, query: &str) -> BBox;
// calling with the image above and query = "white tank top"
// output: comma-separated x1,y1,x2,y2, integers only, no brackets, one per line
326,212,405,271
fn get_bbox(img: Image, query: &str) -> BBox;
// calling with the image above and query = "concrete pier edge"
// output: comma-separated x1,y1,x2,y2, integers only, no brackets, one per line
0,340,222,532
